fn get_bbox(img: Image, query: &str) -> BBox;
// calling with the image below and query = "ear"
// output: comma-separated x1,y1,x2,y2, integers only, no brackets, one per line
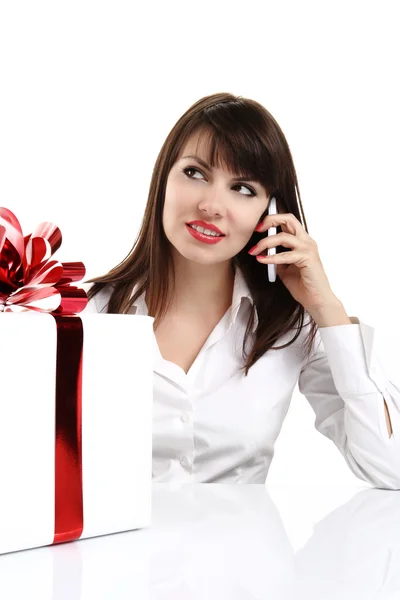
258,206,270,224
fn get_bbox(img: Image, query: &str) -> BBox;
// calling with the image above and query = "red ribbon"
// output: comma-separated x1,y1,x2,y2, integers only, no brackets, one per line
0,207,88,544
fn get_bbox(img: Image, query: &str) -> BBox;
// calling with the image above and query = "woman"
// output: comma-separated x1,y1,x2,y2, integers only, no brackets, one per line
83,92,400,487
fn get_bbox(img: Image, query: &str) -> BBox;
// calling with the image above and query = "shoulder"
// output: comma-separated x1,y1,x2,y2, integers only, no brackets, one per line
80,282,114,314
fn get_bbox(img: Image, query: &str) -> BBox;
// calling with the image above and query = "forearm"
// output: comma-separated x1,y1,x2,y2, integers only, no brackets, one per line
309,301,393,438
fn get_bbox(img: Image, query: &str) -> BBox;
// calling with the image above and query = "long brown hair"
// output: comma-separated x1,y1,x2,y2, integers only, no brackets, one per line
85,92,319,376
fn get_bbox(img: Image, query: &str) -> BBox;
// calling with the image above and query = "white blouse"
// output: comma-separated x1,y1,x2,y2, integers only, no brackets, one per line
81,265,400,489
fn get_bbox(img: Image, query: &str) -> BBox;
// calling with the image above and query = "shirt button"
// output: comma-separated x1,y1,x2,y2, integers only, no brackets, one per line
180,413,190,423
180,456,189,469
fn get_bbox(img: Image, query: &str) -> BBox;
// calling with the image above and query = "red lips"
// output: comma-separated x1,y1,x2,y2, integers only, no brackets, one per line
186,220,225,236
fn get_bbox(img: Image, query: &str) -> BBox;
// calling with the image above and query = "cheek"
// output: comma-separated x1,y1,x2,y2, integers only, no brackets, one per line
165,189,196,220
234,212,258,235
163,194,190,230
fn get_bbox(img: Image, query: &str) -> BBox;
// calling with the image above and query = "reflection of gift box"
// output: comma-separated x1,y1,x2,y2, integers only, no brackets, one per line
0,208,153,555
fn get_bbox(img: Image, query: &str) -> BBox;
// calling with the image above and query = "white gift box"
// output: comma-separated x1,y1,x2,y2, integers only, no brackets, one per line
0,311,154,555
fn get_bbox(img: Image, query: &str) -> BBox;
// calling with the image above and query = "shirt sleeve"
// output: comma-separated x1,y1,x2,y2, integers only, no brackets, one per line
298,315,400,490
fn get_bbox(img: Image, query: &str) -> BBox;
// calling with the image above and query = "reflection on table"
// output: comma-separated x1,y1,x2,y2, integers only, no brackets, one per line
0,482,399,599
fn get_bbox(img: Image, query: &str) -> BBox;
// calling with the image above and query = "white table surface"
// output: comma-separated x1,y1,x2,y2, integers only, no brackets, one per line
0,482,399,599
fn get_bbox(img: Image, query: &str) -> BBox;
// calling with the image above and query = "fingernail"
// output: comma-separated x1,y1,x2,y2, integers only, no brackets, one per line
255,223,264,232
248,245,258,254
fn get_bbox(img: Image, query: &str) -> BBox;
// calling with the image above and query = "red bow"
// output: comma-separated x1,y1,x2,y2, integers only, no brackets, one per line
0,207,88,313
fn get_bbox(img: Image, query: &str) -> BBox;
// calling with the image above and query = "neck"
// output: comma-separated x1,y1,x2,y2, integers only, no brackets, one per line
168,255,235,317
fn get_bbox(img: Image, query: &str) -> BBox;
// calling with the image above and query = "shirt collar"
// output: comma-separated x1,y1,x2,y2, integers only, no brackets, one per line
129,263,259,333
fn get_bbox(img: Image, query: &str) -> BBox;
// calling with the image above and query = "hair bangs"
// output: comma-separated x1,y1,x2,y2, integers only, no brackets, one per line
190,124,274,192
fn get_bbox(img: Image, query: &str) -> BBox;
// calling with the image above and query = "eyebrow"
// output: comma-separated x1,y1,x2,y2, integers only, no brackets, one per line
181,155,259,185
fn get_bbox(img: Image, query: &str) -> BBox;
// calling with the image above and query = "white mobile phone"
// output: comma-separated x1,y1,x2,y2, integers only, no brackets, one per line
267,196,277,283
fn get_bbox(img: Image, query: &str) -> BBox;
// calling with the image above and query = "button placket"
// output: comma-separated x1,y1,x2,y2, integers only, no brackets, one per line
180,456,189,469
180,412,190,423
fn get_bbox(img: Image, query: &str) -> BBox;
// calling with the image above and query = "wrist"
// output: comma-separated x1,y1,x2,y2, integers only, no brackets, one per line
307,299,352,328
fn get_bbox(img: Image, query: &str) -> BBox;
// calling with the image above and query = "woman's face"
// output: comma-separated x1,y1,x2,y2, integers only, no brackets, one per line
162,132,270,265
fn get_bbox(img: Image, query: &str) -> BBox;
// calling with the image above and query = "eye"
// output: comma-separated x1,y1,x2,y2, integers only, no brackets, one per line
183,166,203,180
182,166,257,197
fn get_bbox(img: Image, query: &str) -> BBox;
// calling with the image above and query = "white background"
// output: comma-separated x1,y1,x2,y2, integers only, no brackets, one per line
1,1,399,485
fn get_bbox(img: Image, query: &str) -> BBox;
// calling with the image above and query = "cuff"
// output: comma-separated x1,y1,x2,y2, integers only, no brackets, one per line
317,316,387,396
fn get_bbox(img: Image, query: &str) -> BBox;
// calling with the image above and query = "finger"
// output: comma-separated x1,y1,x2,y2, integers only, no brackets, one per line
249,232,298,254
255,250,299,263
257,213,303,236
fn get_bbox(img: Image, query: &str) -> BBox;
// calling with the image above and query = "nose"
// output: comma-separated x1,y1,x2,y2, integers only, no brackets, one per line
197,184,226,217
